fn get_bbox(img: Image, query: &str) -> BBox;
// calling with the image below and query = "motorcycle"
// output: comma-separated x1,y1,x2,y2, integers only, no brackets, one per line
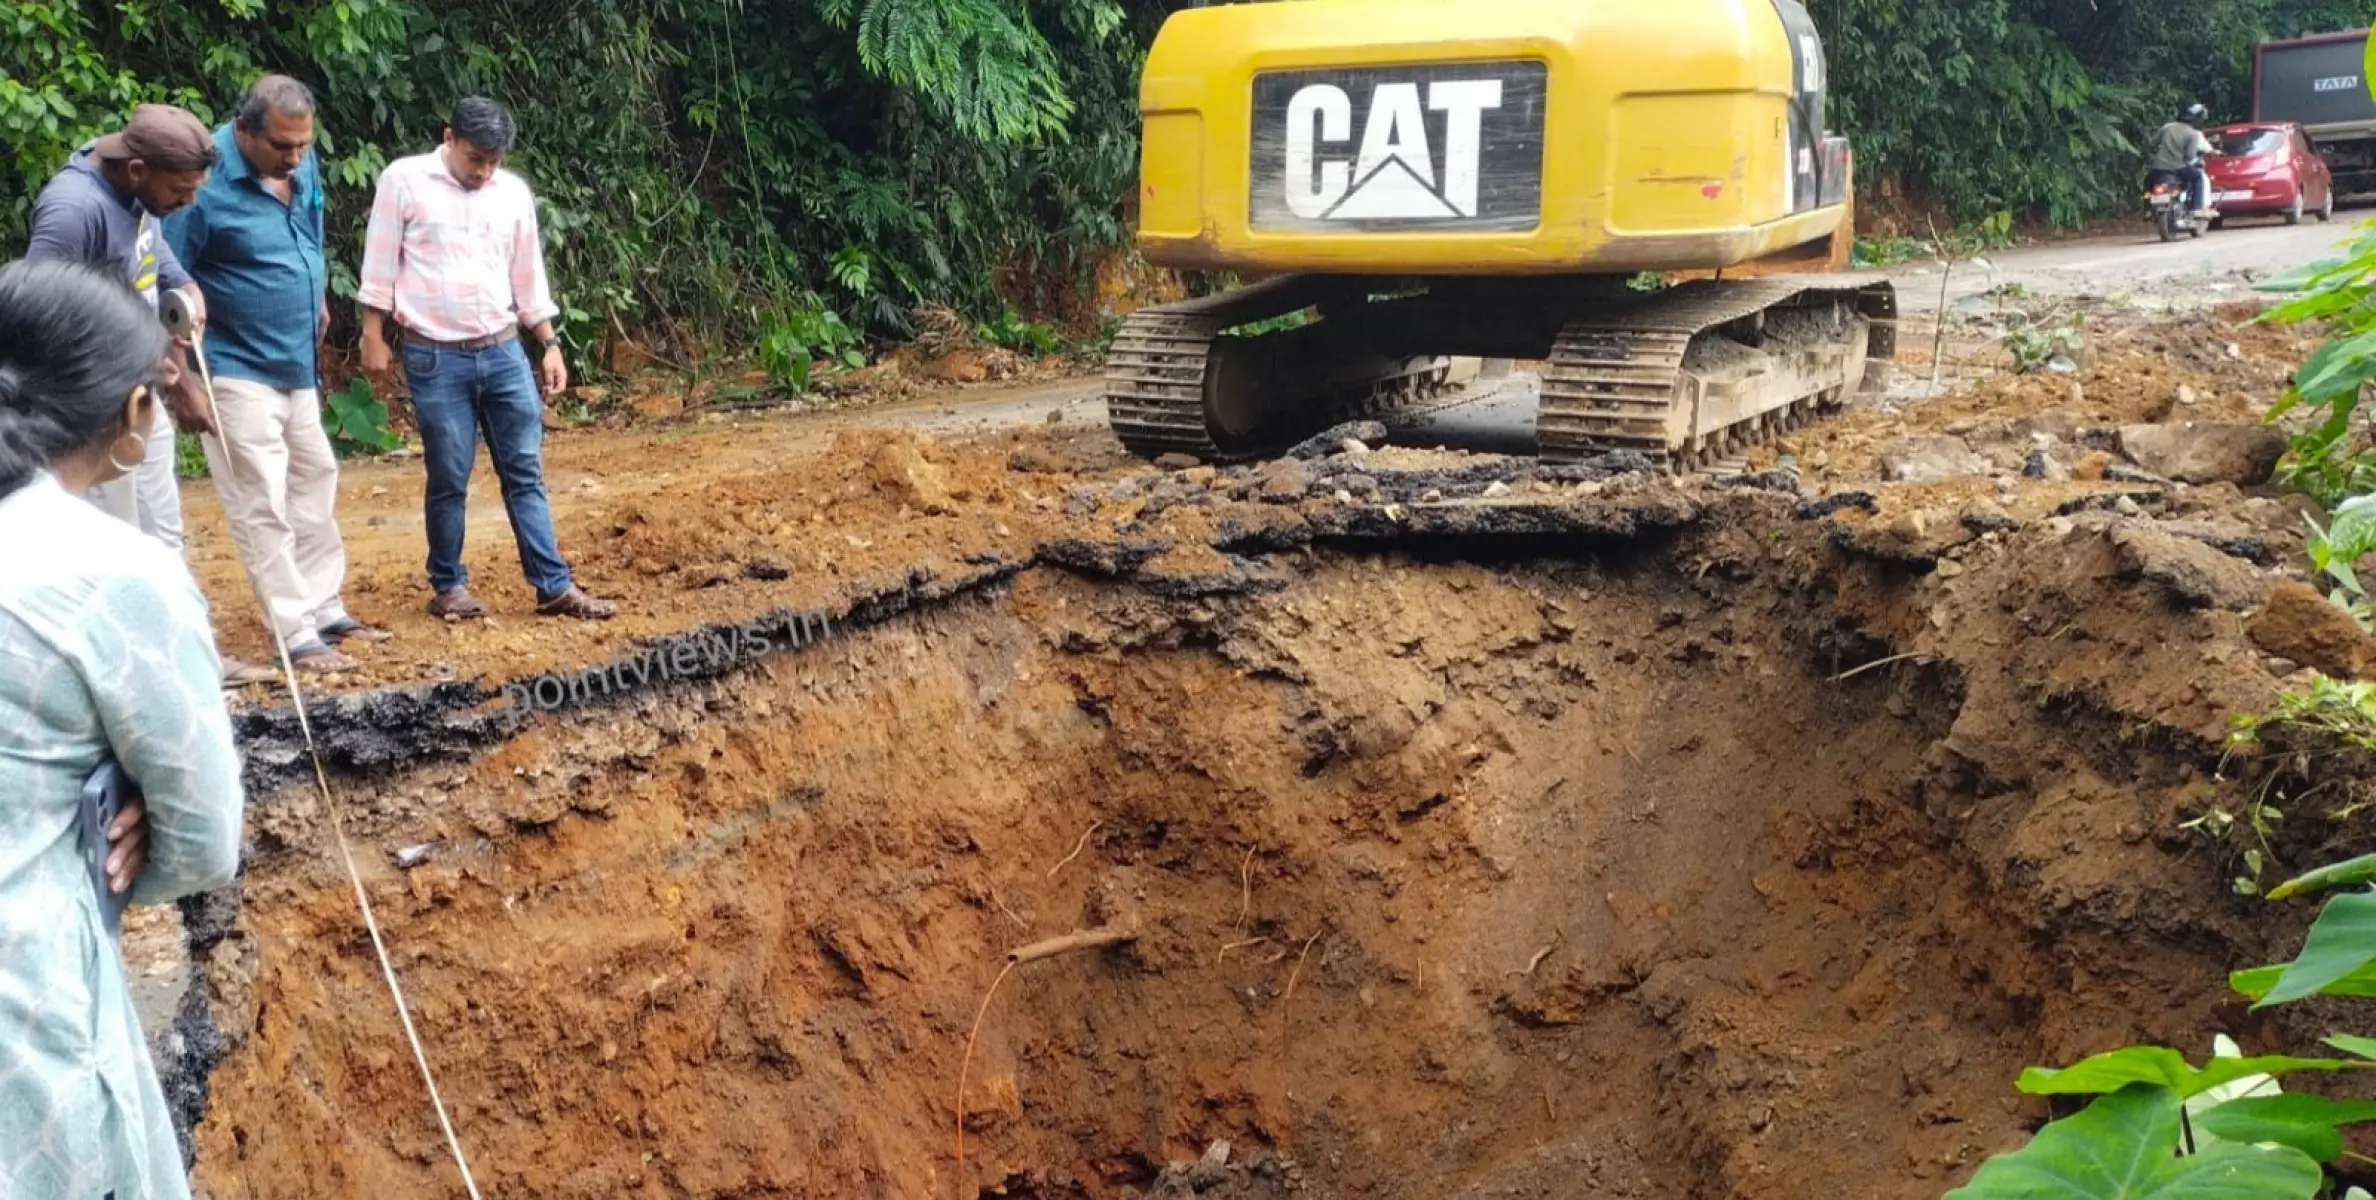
2144,167,2215,243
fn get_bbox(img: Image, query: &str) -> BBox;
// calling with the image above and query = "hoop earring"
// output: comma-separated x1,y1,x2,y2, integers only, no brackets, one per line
108,431,147,474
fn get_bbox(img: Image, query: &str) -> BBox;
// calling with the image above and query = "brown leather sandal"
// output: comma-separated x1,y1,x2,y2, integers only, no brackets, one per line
536,585,618,620
221,657,279,688
319,615,392,644
290,643,358,674
429,588,489,621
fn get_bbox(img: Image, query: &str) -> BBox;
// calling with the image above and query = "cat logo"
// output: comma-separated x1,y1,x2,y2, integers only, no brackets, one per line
1252,61,1546,232
1283,80,1504,221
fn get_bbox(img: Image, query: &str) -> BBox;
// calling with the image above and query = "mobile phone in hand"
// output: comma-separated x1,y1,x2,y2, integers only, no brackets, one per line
79,760,128,935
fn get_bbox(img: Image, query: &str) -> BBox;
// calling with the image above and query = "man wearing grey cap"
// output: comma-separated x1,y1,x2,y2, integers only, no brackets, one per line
26,102,277,686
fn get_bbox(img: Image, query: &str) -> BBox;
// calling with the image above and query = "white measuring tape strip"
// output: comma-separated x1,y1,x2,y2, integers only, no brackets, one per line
164,296,485,1198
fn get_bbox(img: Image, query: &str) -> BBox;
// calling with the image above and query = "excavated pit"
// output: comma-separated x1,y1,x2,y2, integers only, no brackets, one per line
172,479,2328,1199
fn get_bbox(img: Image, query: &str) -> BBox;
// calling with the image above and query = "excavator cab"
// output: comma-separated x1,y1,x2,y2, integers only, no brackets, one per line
1105,0,1894,468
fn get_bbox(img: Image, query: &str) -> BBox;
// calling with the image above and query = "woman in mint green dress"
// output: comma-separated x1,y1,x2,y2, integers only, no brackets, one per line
0,257,244,1199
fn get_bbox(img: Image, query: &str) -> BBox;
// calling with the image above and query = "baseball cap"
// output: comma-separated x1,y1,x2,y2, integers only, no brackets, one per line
91,104,219,173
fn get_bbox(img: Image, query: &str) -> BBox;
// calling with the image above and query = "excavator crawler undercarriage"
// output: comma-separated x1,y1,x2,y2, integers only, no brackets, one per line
1105,274,1898,469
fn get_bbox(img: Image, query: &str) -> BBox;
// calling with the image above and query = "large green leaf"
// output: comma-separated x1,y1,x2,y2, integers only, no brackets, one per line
2265,854,2376,902
1946,1084,2323,1200
2231,961,2376,1002
2326,1034,2376,1061
2254,255,2351,294
2194,1094,2376,1162
2293,328,2376,407
2017,1047,2356,1098
2257,892,2376,1009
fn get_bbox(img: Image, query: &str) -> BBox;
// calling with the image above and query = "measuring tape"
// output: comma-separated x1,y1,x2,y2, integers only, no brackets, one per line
159,290,485,1198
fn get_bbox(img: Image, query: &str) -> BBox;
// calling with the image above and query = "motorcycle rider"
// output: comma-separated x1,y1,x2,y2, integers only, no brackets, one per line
2147,102,2216,218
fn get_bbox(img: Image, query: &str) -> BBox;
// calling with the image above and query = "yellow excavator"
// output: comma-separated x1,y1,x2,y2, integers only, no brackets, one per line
1105,0,1895,469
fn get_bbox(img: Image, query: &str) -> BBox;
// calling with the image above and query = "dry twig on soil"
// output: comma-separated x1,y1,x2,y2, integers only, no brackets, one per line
1236,846,1257,933
1926,216,1953,388
956,926,1141,1192
1005,927,1139,965
955,960,1017,1195
1217,936,1271,965
1282,927,1326,1006
990,889,1029,932
1508,929,1565,978
1045,820,1102,880
1831,652,1936,682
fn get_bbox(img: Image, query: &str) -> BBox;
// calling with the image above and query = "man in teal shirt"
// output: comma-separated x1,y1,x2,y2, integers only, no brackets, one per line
163,75,389,674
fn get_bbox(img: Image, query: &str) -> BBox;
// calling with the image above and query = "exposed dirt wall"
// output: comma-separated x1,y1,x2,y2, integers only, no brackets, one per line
178,483,2336,1199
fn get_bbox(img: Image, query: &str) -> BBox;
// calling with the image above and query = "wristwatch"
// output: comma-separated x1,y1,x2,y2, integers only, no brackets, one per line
539,331,561,351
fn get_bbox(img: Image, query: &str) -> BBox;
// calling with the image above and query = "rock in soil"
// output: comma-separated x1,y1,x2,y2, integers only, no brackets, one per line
1879,435,1991,483
1131,1151,1302,1198
1260,459,1312,502
631,391,686,421
2108,520,2267,611
2250,580,2376,679
2116,421,2289,486
866,436,960,514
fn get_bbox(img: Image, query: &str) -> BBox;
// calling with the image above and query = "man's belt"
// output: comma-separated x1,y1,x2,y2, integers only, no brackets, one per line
401,325,518,352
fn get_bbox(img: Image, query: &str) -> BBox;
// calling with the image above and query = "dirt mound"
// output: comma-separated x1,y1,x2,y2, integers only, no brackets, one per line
1795,303,2319,483
178,480,2340,1199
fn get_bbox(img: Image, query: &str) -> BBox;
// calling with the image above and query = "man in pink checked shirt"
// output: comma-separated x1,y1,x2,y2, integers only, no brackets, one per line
355,95,616,621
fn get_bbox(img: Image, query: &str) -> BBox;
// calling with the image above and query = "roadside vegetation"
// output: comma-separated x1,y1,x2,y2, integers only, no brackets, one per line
9,0,2369,412
1932,174,2376,1193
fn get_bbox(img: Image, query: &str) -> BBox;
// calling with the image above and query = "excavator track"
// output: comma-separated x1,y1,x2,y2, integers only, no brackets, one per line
1105,306,1455,462
1105,273,1894,468
1104,308,1228,460
1537,276,1896,470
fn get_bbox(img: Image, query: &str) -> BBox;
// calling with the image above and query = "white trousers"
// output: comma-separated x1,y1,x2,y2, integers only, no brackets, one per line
199,377,350,648
86,402,183,551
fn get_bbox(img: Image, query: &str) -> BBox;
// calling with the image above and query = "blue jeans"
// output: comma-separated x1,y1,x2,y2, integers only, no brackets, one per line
401,337,575,601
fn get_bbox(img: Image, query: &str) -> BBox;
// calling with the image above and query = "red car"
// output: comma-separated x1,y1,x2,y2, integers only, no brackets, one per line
2206,121,2336,226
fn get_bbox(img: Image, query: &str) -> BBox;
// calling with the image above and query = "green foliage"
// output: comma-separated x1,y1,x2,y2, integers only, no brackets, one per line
322,377,401,456
2257,224,2376,506
2195,1095,2376,1162
1817,0,2371,224
2014,1046,2359,1100
1961,697,2376,1197
2231,959,2376,1001
2246,891,2376,1006
2269,851,2376,901
1852,236,1929,269
2303,497,2376,626
0,0,1154,376
973,306,1062,357
2232,674,2376,758
1945,1083,2324,1199
1847,213,2015,270
757,302,865,392
174,431,208,480
2003,310,2088,373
